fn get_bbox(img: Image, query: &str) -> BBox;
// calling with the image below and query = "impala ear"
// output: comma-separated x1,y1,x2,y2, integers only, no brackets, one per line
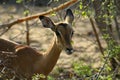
64,9,74,24
39,16,55,29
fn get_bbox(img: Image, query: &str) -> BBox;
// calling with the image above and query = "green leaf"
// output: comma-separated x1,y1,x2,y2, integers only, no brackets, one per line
24,10,30,15
54,0,59,2
79,4,83,10
82,11,86,16
16,0,23,3
32,74,46,80
51,13,56,16
47,76,55,80
39,74,46,79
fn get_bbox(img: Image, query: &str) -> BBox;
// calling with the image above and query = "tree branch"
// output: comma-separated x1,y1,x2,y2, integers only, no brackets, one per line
0,0,78,30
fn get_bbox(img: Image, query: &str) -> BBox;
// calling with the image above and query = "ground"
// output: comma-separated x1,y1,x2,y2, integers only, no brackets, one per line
0,4,106,79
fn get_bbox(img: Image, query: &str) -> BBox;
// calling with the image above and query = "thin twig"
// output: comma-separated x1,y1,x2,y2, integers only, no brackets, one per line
114,17,120,41
95,50,111,80
24,5,30,46
112,65,119,80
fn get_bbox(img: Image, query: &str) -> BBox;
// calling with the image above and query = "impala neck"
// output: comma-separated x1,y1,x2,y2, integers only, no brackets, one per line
44,34,62,72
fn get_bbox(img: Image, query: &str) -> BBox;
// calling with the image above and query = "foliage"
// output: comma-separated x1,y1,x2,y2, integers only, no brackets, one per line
23,10,30,16
47,76,55,80
54,0,59,2
32,74,46,80
76,0,120,80
16,0,23,3
72,61,92,78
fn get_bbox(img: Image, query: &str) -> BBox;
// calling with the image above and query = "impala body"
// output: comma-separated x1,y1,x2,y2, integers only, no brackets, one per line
0,9,74,80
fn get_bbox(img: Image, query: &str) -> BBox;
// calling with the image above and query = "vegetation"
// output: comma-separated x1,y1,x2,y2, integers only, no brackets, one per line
0,0,120,80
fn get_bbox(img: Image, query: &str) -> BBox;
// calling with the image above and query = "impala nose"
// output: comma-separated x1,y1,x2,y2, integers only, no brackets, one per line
66,48,74,55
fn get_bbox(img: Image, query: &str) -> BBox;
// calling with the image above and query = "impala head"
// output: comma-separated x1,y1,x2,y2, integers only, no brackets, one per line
39,9,74,55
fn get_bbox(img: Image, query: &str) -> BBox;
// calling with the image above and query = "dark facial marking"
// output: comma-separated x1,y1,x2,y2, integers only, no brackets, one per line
55,31,61,36
58,23,68,28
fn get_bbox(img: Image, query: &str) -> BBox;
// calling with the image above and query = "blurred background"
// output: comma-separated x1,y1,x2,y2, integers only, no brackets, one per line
0,0,120,80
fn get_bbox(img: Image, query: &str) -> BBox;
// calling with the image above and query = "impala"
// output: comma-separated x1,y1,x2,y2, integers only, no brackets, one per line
0,9,74,80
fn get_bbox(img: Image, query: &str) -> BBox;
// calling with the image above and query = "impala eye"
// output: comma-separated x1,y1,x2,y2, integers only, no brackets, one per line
55,31,61,36
71,31,74,37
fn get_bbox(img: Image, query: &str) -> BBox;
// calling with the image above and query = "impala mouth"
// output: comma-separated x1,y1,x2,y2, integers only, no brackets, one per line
65,48,74,55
